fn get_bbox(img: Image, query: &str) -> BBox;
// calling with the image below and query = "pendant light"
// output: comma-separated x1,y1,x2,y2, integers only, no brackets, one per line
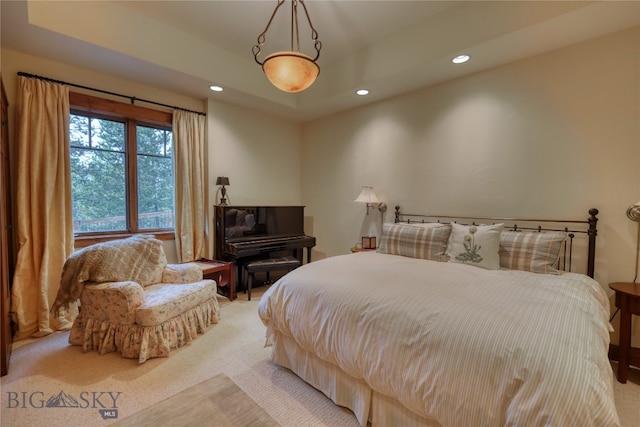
252,0,322,93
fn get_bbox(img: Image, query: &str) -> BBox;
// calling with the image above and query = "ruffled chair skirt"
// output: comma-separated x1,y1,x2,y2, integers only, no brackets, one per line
69,298,219,363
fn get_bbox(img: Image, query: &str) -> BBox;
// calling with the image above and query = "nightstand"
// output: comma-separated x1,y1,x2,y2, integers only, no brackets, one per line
192,259,235,301
609,281,640,383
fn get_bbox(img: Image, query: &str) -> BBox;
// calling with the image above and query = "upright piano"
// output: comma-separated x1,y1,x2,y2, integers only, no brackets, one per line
214,205,316,290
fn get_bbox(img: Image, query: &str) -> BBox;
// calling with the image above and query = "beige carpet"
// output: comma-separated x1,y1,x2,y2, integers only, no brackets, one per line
1,287,639,427
0,288,357,427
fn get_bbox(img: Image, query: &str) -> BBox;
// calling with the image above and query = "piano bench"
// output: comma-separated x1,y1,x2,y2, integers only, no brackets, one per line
244,256,301,301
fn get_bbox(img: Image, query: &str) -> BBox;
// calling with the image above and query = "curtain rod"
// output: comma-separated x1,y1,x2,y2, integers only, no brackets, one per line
17,71,206,116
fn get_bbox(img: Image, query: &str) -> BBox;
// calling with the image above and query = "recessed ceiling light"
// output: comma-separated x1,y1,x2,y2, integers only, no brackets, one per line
209,85,223,92
452,54,470,64
356,89,369,96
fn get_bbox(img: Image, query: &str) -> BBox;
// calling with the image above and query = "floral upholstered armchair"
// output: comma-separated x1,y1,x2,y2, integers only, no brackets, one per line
52,235,219,363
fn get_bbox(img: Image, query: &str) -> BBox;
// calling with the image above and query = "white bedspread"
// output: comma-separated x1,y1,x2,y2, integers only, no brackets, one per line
258,252,619,426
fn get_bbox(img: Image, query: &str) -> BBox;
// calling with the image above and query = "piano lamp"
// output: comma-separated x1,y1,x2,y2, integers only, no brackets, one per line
216,176,230,206
627,200,640,282
355,185,386,215
252,0,322,93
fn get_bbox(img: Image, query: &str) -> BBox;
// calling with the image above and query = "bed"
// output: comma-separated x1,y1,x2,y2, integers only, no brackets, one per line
257,207,619,426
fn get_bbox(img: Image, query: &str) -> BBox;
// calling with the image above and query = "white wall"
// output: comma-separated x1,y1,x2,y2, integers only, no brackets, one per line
205,100,302,256
301,27,640,343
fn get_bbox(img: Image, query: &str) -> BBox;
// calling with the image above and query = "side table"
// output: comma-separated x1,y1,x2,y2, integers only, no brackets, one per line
192,259,235,301
609,281,640,383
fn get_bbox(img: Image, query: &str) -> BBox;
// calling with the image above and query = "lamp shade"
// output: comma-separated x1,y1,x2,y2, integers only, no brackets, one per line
354,186,380,204
263,52,320,93
216,176,230,186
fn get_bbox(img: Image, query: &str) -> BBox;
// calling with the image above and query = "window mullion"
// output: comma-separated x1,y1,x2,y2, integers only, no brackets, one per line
127,119,138,233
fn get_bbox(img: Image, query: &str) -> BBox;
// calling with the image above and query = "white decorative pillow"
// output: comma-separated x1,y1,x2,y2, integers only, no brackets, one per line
446,223,504,269
499,231,567,274
377,222,452,261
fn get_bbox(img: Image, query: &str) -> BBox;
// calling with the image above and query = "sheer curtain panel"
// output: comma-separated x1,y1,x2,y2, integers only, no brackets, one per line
11,77,75,339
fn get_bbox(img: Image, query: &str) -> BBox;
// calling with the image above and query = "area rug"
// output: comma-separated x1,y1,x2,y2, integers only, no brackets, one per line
110,373,279,427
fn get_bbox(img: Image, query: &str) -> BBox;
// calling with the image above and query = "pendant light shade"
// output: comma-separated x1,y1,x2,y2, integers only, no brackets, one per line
253,0,322,93
263,52,320,93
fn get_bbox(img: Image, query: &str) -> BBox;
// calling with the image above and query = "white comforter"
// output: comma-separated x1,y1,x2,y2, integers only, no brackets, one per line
258,252,619,427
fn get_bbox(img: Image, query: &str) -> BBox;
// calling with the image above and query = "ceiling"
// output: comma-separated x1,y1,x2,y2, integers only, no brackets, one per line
2,1,639,122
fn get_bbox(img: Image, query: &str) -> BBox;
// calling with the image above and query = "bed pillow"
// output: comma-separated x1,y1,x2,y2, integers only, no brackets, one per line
377,222,452,261
499,231,567,274
446,223,504,269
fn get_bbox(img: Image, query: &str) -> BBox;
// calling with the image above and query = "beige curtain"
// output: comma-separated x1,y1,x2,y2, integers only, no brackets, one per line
11,77,75,339
173,110,206,262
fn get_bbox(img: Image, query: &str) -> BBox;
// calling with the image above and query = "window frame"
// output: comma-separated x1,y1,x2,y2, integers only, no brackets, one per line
69,92,175,247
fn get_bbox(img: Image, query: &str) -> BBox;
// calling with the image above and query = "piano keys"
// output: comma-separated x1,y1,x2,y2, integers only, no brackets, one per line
226,235,316,261
214,205,316,290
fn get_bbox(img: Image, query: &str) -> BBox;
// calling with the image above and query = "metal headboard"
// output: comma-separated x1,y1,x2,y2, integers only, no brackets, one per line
394,206,599,278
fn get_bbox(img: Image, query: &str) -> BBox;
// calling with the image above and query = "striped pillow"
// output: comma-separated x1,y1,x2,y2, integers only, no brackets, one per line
499,231,567,274
377,223,451,261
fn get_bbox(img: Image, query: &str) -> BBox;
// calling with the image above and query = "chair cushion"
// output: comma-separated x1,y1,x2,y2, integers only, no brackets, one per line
136,280,217,326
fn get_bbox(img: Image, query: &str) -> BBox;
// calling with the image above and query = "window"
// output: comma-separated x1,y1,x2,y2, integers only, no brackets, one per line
69,92,174,243
136,125,174,230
